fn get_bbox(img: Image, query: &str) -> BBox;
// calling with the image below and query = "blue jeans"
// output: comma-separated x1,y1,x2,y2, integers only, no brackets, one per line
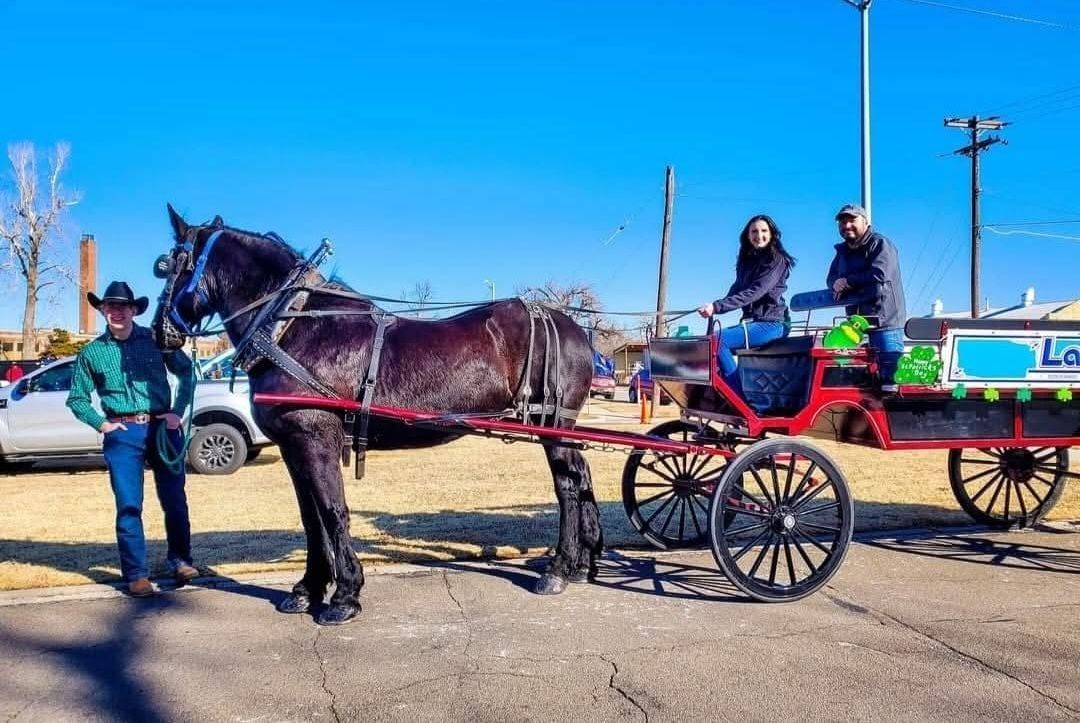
869,327,905,383
102,420,191,581
717,321,788,392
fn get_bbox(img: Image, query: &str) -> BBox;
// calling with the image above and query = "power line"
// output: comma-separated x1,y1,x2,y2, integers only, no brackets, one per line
983,226,1080,242
981,219,1080,227
921,239,969,313
987,83,1080,116
1020,100,1080,122
898,0,1080,30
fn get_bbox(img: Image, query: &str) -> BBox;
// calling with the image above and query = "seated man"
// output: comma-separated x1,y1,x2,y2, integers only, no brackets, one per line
827,204,907,390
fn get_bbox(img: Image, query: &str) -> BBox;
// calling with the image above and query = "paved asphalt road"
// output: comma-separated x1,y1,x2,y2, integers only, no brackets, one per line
1,525,1078,722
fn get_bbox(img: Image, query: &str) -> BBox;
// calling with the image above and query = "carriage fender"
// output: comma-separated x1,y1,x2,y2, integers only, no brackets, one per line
805,401,885,449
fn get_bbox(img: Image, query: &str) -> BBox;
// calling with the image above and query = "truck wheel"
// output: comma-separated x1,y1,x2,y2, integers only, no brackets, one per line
188,423,247,475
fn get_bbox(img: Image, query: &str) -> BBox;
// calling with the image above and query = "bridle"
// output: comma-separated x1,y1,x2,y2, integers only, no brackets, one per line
153,227,226,342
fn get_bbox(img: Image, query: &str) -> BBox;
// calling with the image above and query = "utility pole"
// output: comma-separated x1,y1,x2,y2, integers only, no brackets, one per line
840,0,873,219
944,116,1008,318
651,165,675,418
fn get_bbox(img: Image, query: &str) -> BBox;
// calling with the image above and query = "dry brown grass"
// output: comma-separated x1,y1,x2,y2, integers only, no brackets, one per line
1,399,1077,590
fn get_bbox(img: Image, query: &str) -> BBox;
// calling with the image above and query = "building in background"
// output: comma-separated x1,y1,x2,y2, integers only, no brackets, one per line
925,287,1079,321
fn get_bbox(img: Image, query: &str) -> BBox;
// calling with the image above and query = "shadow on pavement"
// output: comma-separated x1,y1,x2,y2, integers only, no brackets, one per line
0,595,186,722
860,529,1080,574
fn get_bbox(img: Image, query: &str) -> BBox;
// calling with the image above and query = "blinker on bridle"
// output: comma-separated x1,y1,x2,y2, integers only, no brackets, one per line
155,228,225,336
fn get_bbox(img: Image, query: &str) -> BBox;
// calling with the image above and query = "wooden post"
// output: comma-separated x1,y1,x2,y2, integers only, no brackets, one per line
651,166,675,419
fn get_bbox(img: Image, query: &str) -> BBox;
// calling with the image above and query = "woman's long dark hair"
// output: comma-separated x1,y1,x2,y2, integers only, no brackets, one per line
737,214,797,268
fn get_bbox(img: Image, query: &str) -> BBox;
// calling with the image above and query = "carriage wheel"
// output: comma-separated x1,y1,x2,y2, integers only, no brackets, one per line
948,447,1070,528
622,420,740,550
709,438,854,602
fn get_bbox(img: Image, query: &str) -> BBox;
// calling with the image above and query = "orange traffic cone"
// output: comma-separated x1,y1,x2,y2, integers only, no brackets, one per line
639,383,650,424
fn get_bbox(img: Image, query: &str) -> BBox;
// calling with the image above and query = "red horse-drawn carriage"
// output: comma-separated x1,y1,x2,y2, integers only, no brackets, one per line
260,289,1078,603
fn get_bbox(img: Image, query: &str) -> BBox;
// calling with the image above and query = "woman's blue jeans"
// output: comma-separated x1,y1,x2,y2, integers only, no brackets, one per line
717,321,788,392
102,421,192,581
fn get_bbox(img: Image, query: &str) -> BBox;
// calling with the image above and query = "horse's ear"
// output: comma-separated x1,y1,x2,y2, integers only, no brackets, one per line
167,203,189,241
211,214,224,228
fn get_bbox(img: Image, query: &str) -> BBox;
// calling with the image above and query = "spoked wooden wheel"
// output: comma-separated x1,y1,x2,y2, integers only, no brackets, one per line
948,447,1071,528
709,438,854,602
622,419,741,550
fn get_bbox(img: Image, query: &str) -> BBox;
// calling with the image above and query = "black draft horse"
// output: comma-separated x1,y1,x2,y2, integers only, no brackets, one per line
152,206,603,625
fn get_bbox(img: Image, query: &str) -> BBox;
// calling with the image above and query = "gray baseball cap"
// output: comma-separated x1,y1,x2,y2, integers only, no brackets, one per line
835,203,868,220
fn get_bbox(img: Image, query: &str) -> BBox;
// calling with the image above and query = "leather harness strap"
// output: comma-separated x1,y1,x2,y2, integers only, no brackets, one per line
513,301,578,428
350,312,394,480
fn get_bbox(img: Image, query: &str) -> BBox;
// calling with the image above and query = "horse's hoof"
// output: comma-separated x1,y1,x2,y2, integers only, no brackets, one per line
567,567,591,584
316,602,361,626
534,573,568,595
276,593,311,614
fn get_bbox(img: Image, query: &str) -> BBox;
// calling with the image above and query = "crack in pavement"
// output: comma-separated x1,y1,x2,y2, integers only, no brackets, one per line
824,589,1080,718
600,654,648,722
312,627,342,723
442,571,476,669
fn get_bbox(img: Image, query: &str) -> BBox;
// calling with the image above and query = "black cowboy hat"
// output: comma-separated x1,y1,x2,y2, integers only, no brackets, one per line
87,280,150,316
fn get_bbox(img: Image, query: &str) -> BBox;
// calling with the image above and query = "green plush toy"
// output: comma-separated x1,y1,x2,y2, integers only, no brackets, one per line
1017,388,1033,403
894,345,944,386
983,388,1000,402
823,315,871,349
951,384,968,400
1057,388,1074,403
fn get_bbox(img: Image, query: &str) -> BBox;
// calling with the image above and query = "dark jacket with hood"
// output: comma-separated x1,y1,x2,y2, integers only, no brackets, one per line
826,228,907,329
711,247,791,323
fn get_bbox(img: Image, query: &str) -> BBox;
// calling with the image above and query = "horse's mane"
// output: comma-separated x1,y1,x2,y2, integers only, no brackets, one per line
211,221,358,293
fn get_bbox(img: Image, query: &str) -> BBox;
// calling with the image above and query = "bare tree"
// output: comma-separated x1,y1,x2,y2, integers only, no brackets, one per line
0,142,80,357
517,280,627,346
412,280,433,318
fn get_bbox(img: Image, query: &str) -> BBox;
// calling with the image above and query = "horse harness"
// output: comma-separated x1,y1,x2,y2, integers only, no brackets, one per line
160,231,575,481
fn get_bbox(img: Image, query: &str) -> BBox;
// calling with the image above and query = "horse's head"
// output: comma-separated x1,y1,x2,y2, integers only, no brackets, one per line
151,204,228,350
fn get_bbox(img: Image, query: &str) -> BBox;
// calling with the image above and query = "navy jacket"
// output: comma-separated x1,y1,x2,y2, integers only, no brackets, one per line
711,248,790,323
826,229,907,329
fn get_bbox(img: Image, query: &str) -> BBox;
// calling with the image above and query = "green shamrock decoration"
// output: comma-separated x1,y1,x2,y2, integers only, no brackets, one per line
983,388,1000,402
1057,388,1074,403
1017,388,1033,403
894,345,944,385
823,315,870,349
951,384,968,399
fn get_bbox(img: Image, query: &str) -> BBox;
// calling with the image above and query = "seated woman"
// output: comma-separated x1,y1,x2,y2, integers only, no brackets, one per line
696,214,796,393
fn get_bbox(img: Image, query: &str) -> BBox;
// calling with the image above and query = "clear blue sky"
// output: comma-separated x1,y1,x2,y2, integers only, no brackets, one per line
3,0,1078,335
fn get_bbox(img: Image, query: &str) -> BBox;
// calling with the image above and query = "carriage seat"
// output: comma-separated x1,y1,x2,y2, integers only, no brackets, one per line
731,335,814,357
733,335,813,416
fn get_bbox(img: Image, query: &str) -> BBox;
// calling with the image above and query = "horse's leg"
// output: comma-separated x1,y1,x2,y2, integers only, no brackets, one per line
275,452,333,614
577,465,604,581
535,444,602,594
296,438,364,626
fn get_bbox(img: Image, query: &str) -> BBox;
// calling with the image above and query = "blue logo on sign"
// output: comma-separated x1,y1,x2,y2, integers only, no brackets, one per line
1039,338,1080,368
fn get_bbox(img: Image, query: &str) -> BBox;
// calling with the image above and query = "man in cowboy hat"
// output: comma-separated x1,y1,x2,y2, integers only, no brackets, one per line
826,204,907,390
67,280,199,597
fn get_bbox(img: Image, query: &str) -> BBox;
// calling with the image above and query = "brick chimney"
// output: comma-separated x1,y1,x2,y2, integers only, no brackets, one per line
78,234,97,334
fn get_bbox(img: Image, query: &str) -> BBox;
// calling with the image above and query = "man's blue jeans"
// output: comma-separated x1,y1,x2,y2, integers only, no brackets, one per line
102,420,192,581
717,320,788,392
869,327,905,383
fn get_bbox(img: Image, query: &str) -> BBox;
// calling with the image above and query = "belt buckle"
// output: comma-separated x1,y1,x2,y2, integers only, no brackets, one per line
134,413,150,424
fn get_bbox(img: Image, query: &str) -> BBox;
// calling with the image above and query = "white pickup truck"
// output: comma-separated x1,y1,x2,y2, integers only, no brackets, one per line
0,356,271,475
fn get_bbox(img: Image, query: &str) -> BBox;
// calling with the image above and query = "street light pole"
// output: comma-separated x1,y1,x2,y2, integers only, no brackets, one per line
484,279,496,301
841,0,873,220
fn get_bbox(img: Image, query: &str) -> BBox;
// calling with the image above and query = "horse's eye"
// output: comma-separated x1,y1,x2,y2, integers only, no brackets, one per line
153,254,174,279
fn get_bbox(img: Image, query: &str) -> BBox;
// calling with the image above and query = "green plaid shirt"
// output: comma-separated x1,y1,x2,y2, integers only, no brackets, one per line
66,324,195,431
